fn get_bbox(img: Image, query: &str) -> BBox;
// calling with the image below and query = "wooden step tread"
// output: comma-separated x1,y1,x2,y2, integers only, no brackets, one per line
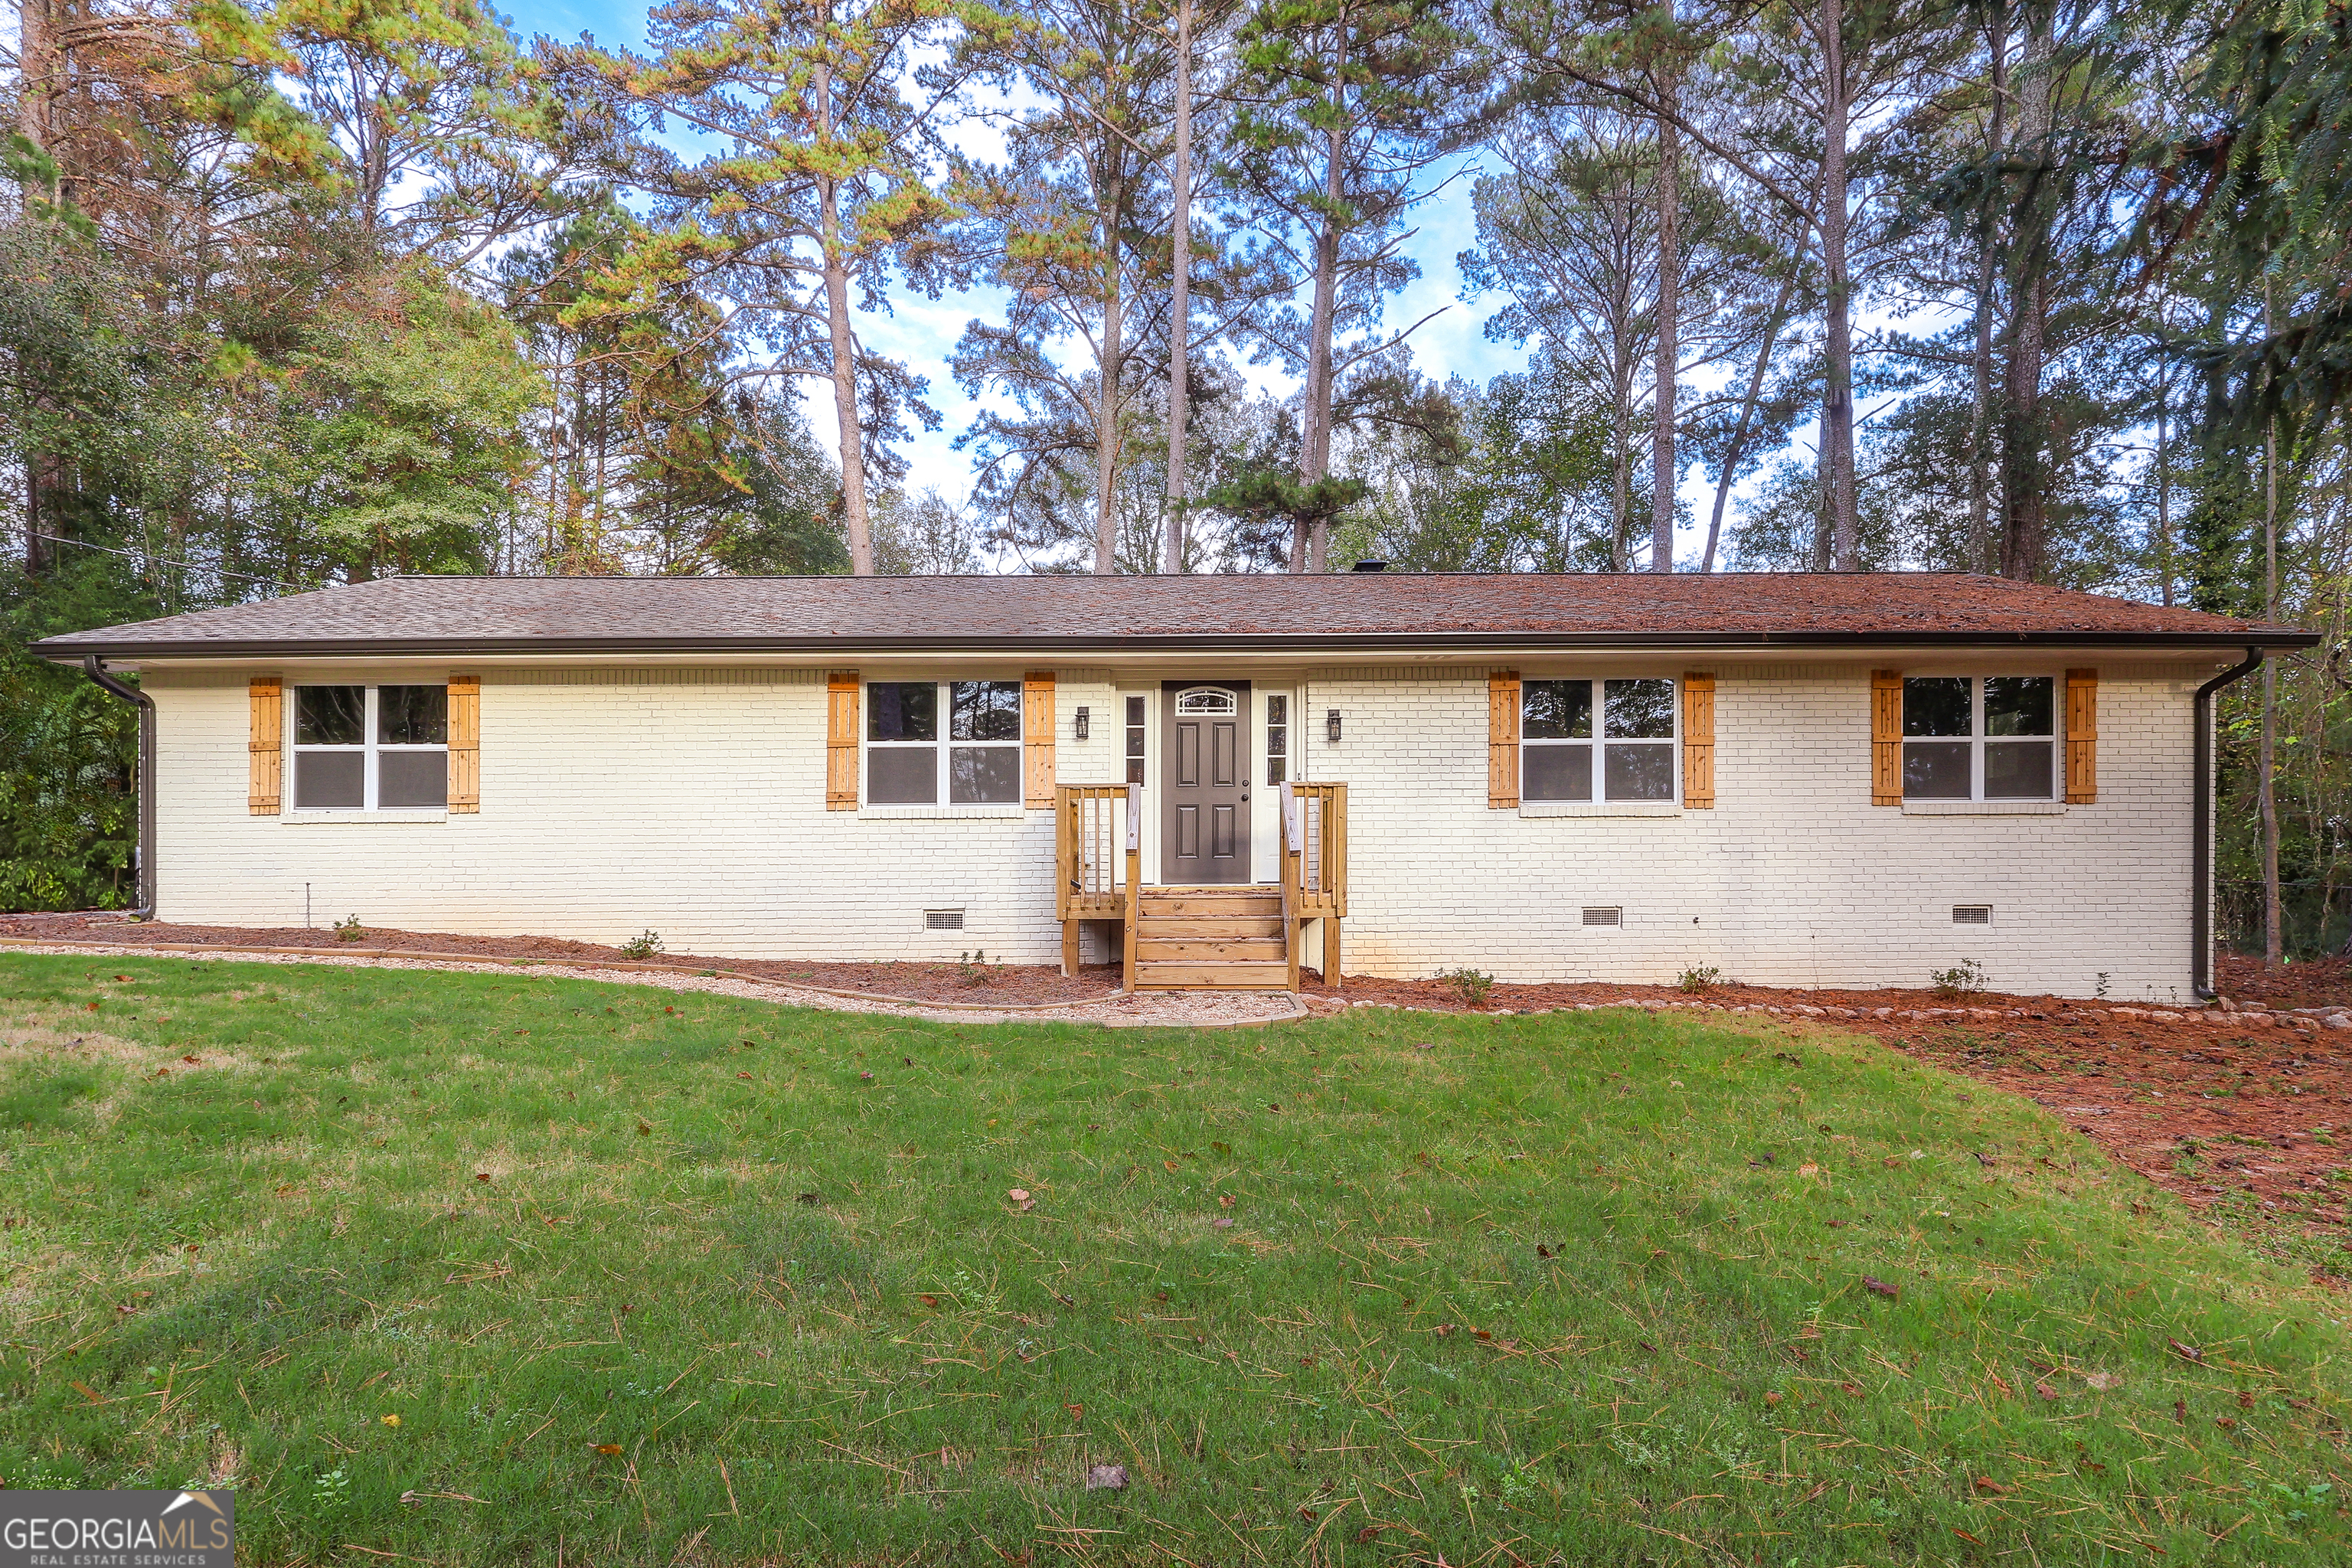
1138,893,1282,917
1134,937,1285,962
1132,959,1294,991
1132,916,1283,939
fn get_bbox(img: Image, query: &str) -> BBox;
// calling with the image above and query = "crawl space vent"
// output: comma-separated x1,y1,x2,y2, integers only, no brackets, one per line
1952,905,1992,926
1581,906,1624,928
924,909,966,932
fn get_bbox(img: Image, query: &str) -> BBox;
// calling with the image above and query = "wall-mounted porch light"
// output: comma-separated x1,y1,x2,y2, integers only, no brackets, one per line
1326,708,1342,746
1074,705,1090,741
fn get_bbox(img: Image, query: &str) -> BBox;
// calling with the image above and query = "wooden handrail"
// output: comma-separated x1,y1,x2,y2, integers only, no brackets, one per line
1290,782,1347,917
1055,783,1132,921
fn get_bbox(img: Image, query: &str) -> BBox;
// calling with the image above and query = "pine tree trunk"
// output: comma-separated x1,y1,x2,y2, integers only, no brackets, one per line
1298,70,1347,575
2262,395,2282,965
1702,246,1802,573
1095,171,1123,576
815,58,875,577
1164,0,1192,575
1998,10,2052,583
1651,77,1680,574
1966,12,2006,576
1611,374,1632,573
18,0,56,577
1819,0,1859,570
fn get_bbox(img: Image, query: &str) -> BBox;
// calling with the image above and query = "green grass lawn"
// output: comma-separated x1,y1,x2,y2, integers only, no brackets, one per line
2,953,2347,1566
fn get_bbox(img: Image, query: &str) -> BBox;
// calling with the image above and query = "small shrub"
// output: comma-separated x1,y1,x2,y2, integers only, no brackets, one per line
1929,959,1989,1001
1677,965,1722,993
1436,967,1495,1008
957,949,998,987
334,914,366,944
618,929,665,961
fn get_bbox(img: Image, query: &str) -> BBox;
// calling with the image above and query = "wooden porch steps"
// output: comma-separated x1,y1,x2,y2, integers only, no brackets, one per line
1131,885,1293,991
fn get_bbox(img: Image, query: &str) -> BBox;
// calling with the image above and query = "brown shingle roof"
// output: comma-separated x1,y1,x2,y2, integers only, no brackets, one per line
31,571,2312,658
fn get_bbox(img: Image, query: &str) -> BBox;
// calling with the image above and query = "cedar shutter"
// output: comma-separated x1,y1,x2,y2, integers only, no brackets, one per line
447,675,481,813
1488,670,1521,808
2065,668,2098,804
1023,671,1056,809
1870,669,1903,805
1681,672,1716,808
248,676,283,815
826,672,859,809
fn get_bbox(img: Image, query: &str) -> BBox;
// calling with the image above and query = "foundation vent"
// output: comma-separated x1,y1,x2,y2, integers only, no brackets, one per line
1581,906,1624,928
1952,905,1992,926
924,909,966,932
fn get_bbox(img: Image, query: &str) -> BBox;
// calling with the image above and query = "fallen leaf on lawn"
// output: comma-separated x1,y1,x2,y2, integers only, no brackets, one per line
1084,1464,1127,1491
635,1121,652,1136
1218,1194,1235,1208
858,1070,874,1081
1432,1324,1453,1337
1988,1370,2014,1396
1762,1391,1782,1406
592,1443,622,1456
1007,1187,1034,1210
2034,1381,2061,1400
2216,1415,2238,1429
1065,1403,1083,1421
1840,1381,1864,1397
1211,1217,1234,1229
1952,1529,1982,1544
381,1414,400,1428
796,1192,820,1205
2082,1370,2122,1392
1797,1162,1821,1178
1413,1042,1436,1051
1972,1477,2005,1494
70,1381,103,1404
918,1294,939,1307
2167,1338,2203,1363
737,1072,752,1080
1356,1526,1383,1542
1863,1276,1900,1299
1537,1244,1553,1258
474,1173,492,1184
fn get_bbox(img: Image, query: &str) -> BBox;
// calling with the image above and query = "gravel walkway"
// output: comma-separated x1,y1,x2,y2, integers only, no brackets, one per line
0,942,1307,1029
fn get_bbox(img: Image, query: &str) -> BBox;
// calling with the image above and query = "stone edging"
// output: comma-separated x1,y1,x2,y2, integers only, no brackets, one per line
1329,996,2352,1031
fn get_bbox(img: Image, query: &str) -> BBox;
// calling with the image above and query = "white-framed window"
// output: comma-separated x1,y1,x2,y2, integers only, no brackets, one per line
291,684,448,810
1266,694,1288,786
865,680,1024,805
1124,694,1146,786
1903,676,2055,800
1522,678,1676,802
1174,686,1237,716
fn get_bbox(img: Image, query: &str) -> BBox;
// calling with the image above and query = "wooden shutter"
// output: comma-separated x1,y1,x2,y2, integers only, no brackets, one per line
1870,669,1903,805
1681,672,1716,808
2065,668,2097,804
826,672,859,809
248,676,283,815
1024,671,1057,808
1488,669,1521,808
447,675,481,813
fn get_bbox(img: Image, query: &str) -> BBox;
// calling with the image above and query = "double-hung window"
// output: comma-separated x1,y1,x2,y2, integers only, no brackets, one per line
1523,678,1676,802
865,681,1024,805
292,684,448,809
1903,676,2055,799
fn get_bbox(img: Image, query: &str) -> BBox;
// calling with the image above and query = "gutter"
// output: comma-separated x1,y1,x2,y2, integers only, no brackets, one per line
2193,645,2267,1000
80,656,155,920
28,629,2326,662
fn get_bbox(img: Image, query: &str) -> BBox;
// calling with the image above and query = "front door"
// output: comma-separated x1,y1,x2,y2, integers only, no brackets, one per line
1162,681,1251,884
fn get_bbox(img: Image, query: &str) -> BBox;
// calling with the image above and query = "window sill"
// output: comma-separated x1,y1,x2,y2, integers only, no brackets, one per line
857,804,1034,821
280,810,449,825
1519,802,1683,818
1900,800,2067,816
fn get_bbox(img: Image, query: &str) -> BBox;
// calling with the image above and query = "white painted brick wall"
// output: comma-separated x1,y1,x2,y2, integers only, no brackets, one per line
142,658,2210,999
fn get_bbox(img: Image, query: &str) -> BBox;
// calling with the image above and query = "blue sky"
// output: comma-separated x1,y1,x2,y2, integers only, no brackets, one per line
500,0,1775,564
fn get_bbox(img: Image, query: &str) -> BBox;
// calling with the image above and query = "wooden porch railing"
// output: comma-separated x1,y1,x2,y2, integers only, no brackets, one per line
1056,783,1138,978
1280,781,1348,988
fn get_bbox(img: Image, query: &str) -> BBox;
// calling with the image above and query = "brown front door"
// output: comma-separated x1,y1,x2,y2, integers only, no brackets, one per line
1162,681,1251,884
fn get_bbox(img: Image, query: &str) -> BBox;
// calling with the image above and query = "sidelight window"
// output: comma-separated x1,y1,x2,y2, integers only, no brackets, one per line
1266,694,1288,786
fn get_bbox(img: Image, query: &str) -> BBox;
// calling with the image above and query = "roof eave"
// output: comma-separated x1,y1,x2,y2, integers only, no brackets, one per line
32,627,2322,661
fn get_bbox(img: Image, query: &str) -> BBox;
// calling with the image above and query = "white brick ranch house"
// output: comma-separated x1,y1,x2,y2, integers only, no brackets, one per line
34,571,2311,1001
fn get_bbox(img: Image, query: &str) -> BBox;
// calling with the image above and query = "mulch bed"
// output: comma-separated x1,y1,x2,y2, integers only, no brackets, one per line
0,913,1122,1004
9,913,2350,1268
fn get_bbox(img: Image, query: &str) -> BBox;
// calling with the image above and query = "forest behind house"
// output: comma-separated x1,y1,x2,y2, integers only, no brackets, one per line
4,0,2348,966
